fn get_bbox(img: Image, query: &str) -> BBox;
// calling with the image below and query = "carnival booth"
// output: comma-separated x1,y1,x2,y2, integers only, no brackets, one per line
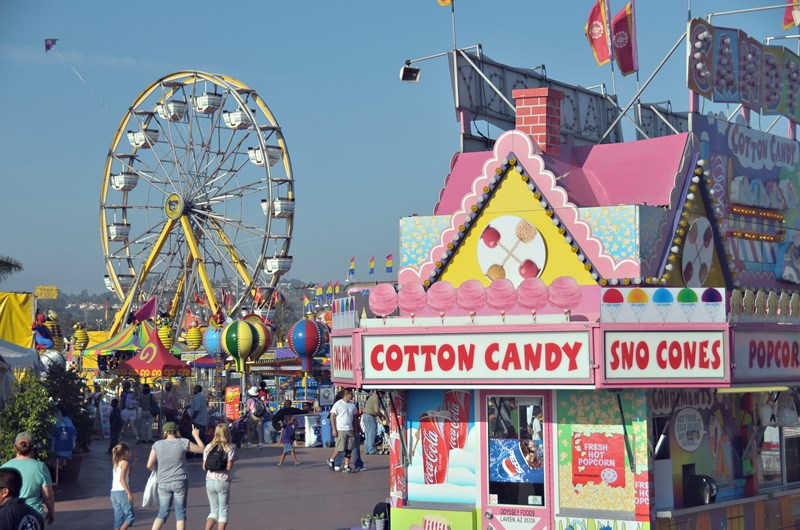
332,21,800,530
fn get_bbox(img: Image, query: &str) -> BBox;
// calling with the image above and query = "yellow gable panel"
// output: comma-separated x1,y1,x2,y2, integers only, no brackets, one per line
440,167,595,287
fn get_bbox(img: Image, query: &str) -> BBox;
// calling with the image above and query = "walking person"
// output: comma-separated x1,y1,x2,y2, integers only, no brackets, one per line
189,385,209,443
244,387,264,449
147,422,206,530
110,442,136,530
108,398,123,454
138,384,156,444
326,389,358,473
120,381,140,443
334,401,364,472
0,468,44,529
277,415,301,467
202,424,236,530
362,391,383,455
160,382,180,424
0,432,55,524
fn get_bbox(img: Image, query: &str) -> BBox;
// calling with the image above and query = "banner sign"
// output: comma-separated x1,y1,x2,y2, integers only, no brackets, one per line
604,330,727,382
572,431,626,488
732,330,800,381
224,386,241,420
331,335,354,381
34,286,58,299
362,330,591,381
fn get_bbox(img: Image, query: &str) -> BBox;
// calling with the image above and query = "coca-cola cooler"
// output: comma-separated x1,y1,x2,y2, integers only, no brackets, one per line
682,464,718,507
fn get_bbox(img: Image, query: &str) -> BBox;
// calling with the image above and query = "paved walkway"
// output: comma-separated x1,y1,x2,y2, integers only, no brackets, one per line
50,437,390,530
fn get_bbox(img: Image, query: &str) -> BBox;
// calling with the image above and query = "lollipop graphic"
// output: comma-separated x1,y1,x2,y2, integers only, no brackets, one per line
602,288,624,322
486,279,517,321
677,288,699,321
457,280,487,321
427,281,457,322
627,288,649,322
701,288,723,320
652,288,674,322
398,282,427,321
516,277,549,322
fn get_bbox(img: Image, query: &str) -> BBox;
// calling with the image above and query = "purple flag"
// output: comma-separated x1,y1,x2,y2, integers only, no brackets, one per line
44,39,58,52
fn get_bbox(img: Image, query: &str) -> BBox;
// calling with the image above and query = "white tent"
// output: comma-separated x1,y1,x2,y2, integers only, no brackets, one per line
0,339,41,371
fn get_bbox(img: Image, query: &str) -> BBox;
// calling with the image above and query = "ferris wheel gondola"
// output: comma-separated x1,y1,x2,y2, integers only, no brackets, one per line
101,71,295,334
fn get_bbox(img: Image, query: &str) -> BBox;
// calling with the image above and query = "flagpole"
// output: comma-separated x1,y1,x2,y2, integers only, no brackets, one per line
451,0,458,51
605,0,618,97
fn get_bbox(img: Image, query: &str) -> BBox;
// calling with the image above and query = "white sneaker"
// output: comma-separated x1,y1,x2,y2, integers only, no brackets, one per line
246,443,253,449
257,443,263,450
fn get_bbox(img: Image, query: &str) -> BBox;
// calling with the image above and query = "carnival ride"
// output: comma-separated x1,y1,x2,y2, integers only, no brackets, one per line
101,71,295,336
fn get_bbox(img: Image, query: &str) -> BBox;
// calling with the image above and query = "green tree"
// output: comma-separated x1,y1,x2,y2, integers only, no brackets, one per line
0,256,22,283
0,376,56,463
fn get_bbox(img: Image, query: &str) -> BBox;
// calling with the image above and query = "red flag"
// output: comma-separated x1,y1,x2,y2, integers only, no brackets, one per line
585,0,611,66
133,296,157,322
611,2,638,76
254,287,263,305
785,1,800,29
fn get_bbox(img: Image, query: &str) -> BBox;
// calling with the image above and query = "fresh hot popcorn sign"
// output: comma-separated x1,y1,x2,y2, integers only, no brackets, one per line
572,432,626,488
361,330,591,381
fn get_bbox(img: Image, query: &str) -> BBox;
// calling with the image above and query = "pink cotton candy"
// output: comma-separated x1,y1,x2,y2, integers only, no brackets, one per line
398,282,427,317
427,281,457,315
516,278,549,311
548,276,582,310
486,279,517,314
456,280,487,315
368,283,398,317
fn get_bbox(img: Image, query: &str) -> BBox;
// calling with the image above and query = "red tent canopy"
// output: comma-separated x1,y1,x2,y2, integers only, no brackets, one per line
118,326,191,378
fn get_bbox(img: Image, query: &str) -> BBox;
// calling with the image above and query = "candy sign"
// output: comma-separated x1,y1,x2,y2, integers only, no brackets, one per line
604,330,727,382
361,330,591,381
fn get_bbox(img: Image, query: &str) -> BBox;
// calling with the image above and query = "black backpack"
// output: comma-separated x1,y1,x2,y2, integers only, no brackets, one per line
252,399,267,418
204,444,228,472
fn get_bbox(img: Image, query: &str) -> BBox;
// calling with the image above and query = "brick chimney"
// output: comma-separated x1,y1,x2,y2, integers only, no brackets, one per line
512,88,564,156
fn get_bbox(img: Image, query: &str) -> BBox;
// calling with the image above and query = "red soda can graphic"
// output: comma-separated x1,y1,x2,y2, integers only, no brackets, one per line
389,432,402,469
442,390,470,450
390,391,407,432
418,411,449,484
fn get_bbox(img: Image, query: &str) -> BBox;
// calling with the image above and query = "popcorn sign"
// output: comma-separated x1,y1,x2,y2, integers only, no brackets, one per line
572,432,626,488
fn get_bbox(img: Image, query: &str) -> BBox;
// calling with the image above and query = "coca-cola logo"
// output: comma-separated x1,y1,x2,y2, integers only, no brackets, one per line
422,426,441,483
446,401,460,447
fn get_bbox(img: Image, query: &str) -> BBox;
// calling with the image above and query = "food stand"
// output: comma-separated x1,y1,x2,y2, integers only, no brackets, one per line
331,19,800,528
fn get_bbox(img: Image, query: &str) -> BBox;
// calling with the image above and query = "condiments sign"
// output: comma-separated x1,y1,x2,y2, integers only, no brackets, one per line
362,330,591,381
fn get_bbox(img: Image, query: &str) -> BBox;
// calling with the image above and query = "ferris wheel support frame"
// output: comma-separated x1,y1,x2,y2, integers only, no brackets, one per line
179,215,220,315
110,218,177,334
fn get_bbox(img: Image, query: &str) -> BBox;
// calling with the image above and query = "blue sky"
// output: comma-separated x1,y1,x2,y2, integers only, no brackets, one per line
0,1,795,295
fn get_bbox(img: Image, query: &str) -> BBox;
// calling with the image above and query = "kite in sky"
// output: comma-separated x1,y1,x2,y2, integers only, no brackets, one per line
44,39,58,52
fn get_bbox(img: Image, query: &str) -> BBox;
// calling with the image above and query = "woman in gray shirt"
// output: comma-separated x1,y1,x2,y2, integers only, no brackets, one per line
146,421,205,530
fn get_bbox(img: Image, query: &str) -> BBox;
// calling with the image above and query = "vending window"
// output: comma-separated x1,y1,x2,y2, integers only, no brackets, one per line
784,427,800,484
486,396,545,507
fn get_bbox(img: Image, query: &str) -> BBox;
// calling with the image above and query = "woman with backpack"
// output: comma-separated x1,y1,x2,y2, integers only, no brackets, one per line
244,387,265,449
202,423,236,530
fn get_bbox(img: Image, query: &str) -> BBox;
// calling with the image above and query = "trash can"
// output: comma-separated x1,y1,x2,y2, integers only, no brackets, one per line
320,411,333,447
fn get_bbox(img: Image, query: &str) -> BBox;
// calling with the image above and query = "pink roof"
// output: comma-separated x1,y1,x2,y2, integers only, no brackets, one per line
434,133,690,214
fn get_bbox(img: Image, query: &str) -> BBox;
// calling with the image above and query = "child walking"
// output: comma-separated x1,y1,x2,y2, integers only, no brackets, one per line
277,414,301,467
110,442,136,530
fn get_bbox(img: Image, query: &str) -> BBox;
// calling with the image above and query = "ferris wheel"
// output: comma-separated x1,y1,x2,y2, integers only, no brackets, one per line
101,71,295,334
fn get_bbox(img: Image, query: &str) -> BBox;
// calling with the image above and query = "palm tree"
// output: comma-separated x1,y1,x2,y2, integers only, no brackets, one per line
0,256,23,283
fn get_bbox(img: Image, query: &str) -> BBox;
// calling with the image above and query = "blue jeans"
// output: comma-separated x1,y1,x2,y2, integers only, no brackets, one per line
157,479,188,522
206,480,230,523
363,414,378,454
334,439,363,469
110,490,135,528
